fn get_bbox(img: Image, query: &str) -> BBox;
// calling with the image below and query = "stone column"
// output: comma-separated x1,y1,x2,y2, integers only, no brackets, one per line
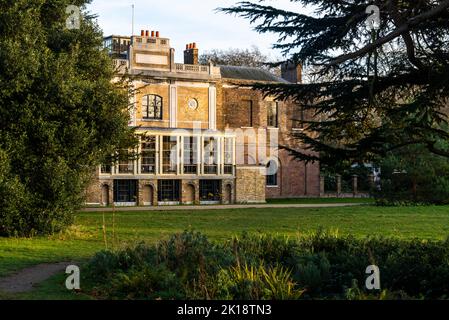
352,175,358,197
320,175,325,196
109,182,114,206
336,174,342,197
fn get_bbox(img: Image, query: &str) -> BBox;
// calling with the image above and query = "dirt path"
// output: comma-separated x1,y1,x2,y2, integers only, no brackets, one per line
0,262,75,294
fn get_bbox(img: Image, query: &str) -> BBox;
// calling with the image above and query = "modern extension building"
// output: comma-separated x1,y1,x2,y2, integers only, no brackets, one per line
85,30,320,206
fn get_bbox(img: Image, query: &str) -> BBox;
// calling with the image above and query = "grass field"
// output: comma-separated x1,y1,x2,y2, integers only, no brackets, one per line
1,204,449,278
266,197,375,204
1,204,449,299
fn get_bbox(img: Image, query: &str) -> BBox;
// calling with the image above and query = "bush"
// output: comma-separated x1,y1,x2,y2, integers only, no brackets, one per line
0,149,31,237
104,265,183,300
85,231,449,300
376,144,449,205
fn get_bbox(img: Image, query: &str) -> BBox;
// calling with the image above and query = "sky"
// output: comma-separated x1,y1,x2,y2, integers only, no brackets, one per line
86,0,308,62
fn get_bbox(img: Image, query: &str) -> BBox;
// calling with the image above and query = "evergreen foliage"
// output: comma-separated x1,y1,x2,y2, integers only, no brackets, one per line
377,141,449,204
220,1,449,164
0,0,136,236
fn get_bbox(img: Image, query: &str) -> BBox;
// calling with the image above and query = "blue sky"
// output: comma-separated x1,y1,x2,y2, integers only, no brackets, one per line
86,0,308,62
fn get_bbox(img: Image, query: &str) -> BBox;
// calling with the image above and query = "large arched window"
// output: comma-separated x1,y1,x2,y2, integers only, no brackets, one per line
142,94,162,120
266,160,279,186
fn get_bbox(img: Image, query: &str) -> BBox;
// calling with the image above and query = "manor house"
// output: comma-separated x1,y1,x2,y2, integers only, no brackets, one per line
85,31,320,206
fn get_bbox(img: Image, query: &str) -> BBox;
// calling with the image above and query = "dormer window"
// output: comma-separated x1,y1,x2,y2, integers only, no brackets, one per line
142,94,163,120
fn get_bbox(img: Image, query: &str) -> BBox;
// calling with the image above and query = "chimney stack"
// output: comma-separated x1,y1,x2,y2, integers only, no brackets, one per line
281,61,302,84
184,43,199,65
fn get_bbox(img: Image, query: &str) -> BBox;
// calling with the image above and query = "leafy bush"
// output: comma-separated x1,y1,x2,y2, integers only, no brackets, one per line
293,252,331,294
105,265,183,300
85,231,449,300
376,144,449,205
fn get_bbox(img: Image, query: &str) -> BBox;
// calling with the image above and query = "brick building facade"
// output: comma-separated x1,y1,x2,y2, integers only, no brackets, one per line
85,31,320,206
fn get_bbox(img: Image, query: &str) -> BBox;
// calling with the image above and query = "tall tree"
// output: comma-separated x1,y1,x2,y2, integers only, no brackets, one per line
220,1,449,164
0,0,136,236
199,46,280,74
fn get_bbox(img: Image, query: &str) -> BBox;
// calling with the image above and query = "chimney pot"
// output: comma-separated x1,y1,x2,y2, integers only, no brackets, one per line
145,30,149,37
156,31,160,38
151,31,155,37
281,61,303,83
184,43,199,65
141,30,145,36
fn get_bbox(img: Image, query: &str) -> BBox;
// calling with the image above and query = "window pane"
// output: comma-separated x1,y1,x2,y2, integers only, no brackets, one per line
158,180,180,202
163,136,177,174
141,136,156,174
101,163,112,174
200,180,221,201
113,180,137,203
224,138,234,175
183,136,198,174
155,96,162,119
266,161,278,186
204,137,218,174
118,150,134,174
142,95,163,120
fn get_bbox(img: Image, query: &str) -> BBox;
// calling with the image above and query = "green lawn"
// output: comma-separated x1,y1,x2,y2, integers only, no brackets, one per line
1,205,449,299
266,197,375,204
1,205,449,280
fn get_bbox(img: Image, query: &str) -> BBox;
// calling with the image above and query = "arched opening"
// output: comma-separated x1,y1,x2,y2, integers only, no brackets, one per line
225,184,233,204
101,185,110,206
185,184,195,204
142,94,163,120
142,185,154,206
266,159,280,187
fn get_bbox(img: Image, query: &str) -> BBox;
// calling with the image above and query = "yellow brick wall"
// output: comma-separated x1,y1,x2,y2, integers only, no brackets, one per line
135,83,170,128
235,166,266,203
177,85,209,129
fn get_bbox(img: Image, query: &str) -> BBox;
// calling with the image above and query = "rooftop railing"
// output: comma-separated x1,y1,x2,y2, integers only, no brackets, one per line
175,63,221,75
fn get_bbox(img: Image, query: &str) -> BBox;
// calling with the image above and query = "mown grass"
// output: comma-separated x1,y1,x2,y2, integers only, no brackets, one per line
1,205,449,277
1,205,449,299
266,197,375,204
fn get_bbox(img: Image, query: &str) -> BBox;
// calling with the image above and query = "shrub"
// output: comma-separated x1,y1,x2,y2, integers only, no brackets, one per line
85,231,449,300
293,252,331,294
376,144,449,205
105,265,183,300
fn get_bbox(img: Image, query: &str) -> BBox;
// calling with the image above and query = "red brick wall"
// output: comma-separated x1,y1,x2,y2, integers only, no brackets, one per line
220,81,320,198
